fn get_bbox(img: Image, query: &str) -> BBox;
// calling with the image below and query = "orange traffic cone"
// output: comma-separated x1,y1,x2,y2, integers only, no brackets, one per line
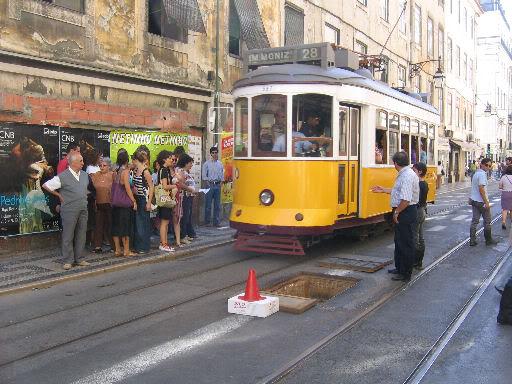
238,269,265,302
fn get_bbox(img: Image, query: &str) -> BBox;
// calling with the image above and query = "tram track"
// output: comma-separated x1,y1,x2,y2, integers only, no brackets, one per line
0,251,317,369
260,213,507,384
0,253,258,330
1,187,499,374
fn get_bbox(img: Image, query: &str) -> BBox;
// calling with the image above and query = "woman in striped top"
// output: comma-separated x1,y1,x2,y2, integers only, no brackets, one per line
132,150,154,254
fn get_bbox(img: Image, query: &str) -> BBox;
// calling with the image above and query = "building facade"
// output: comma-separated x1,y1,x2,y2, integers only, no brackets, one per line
475,0,512,162
0,0,278,247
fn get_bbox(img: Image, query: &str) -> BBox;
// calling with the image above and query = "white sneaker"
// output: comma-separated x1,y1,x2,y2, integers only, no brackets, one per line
159,244,175,252
181,237,191,244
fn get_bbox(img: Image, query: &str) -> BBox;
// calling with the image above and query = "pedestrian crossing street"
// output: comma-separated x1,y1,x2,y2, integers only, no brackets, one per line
413,189,502,233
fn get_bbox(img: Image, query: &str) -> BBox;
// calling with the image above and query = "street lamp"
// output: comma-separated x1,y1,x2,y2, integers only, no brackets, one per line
409,56,445,89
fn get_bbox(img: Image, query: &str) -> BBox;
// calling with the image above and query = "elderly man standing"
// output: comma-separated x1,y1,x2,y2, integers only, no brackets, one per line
372,151,419,282
43,152,90,270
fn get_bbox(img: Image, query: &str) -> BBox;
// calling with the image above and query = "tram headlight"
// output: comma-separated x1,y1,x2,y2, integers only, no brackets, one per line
259,189,274,206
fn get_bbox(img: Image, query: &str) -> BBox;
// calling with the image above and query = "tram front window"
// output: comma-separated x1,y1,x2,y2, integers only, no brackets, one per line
291,94,333,157
252,94,287,157
234,97,248,157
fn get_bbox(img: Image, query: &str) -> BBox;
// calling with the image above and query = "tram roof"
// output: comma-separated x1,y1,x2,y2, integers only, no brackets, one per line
233,64,439,115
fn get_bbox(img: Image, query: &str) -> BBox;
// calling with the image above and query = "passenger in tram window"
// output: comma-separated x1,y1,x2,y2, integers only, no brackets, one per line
375,130,385,164
420,142,427,164
411,140,418,163
301,115,322,137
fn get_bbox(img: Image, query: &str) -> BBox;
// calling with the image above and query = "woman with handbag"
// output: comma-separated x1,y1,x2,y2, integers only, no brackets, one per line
131,150,154,254
111,150,137,257
499,165,512,230
170,152,186,248
156,150,177,252
177,154,198,243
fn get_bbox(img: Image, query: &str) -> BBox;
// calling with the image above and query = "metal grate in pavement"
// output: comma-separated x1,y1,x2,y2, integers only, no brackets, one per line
318,256,392,273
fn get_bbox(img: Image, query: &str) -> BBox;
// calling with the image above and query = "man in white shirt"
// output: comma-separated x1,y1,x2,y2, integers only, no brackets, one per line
43,153,90,270
469,158,497,246
372,151,419,282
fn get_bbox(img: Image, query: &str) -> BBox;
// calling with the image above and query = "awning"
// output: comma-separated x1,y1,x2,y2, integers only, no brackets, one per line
233,0,270,49
449,139,477,152
162,0,206,34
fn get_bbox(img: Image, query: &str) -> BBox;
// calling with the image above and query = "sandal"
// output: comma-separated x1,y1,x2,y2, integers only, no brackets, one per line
124,251,137,257
92,247,103,253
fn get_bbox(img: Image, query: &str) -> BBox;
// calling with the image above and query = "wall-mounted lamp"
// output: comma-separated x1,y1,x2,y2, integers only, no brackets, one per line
409,56,445,89
484,103,495,116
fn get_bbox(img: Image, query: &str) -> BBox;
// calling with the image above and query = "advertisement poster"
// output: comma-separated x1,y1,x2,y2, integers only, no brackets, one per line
187,135,202,185
109,130,189,165
0,123,60,236
59,128,110,163
221,134,234,204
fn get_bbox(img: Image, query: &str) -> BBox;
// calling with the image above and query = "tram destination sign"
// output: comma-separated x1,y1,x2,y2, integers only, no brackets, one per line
245,43,335,71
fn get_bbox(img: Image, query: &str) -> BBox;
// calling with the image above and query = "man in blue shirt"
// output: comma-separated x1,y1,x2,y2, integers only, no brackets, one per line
469,157,497,246
202,146,224,227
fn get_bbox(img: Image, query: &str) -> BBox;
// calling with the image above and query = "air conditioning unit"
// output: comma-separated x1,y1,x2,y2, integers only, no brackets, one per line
445,129,454,138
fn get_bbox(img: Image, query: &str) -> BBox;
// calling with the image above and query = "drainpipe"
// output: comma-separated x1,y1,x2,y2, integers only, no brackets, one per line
213,0,221,146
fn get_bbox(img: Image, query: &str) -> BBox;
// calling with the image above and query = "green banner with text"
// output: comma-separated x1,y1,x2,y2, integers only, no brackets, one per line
109,130,189,164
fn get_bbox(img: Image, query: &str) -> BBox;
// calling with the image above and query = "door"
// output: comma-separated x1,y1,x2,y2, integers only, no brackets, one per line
337,104,360,216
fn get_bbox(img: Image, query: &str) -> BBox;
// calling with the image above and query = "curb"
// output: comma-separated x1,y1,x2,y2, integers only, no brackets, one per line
0,237,235,297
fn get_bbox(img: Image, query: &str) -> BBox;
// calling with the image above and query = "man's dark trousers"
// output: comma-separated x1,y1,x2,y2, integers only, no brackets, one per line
205,184,221,225
498,276,512,325
394,205,418,279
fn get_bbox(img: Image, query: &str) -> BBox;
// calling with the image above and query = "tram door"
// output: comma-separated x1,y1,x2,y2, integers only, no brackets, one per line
337,105,360,216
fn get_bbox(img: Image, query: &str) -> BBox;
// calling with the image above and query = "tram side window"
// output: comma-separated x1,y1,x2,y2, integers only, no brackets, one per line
339,107,348,156
420,137,428,163
388,132,399,164
388,113,399,165
350,108,359,157
400,117,410,159
234,97,248,157
291,94,333,157
428,125,435,164
410,120,420,163
253,94,287,157
375,110,387,164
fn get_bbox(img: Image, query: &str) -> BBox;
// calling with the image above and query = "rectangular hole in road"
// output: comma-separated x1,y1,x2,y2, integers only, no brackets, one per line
318,257,392,273
262,273,359,314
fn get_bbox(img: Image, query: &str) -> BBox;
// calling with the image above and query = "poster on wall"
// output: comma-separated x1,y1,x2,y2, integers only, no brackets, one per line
0,123,60,236
59,128,111,166
221,134,234,204
109,130,189,164
187,135,202,185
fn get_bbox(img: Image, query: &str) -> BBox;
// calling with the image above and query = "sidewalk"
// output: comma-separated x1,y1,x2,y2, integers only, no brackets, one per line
0,224,236,295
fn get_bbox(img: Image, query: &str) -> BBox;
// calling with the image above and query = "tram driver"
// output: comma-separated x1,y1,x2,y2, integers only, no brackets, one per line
272,129,312,155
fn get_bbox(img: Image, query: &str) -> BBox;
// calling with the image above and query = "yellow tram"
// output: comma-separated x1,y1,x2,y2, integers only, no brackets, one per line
229,43,439,255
